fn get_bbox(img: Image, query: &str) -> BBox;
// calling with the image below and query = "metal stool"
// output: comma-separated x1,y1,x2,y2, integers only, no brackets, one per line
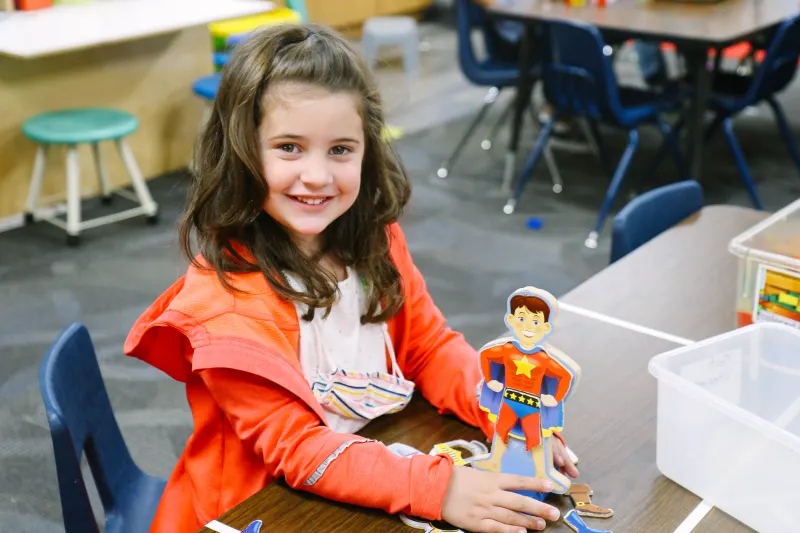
361,16,420,76
22,108,158,246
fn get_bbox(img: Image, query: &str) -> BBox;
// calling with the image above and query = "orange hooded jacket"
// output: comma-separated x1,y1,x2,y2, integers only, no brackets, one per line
124,223,495,533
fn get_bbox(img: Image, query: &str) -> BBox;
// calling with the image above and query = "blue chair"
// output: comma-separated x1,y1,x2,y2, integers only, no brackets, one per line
651,15,800,210
39,323,167,533
610,180,704,263
503,20,688,249
437,0,562,191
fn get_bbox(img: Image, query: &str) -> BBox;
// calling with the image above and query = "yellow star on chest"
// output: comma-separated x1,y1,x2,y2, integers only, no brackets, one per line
513,355,537,377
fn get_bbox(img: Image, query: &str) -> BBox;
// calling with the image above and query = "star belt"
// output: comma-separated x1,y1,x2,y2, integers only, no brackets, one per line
503,388,541,408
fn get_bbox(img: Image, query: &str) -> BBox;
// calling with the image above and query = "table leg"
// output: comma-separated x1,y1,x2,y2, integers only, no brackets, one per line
500,24,533,194
685,48,712,181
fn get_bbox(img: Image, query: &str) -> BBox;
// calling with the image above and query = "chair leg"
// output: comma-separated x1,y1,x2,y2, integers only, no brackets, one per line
65,147,82,246
91,143,113,205
115,139,159,222
585,129,640,249
587,118,613,178
481,96,515,151
24,144,49,223
502,117,557,215
527,104,562,194
721,118,763,210
436,86,500,179
656,117,689,179
633,114,687,197
765,95,800,176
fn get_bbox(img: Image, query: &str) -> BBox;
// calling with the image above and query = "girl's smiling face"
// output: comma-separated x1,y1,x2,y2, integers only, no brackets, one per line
259,82,365,254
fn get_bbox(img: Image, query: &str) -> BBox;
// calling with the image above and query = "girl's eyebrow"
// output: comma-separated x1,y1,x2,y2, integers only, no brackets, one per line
268,133,305,141
268,133,361,145
333,137,361,145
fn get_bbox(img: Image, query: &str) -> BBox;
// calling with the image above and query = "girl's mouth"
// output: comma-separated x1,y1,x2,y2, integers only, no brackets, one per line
289,196,333,206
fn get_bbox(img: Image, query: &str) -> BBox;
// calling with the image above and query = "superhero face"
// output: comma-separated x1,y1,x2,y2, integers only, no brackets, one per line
507,307,551,346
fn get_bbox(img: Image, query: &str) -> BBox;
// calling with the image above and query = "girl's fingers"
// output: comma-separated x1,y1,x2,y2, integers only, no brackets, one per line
494,490,561,522
489,507,546,531
554,450,565,467
497,473,554,494
476,518,529,533
565,461,580,478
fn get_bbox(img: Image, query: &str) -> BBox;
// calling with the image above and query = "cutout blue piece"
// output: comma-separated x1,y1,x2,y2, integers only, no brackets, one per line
564,510,612,533
526,216,544,230
242,520,262,533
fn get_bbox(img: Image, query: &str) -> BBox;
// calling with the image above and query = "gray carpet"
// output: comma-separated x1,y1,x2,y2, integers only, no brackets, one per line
2,75,800,531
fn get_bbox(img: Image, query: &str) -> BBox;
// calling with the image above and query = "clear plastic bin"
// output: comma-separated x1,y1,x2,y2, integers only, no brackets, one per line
729,198,800,330
648,323,800,533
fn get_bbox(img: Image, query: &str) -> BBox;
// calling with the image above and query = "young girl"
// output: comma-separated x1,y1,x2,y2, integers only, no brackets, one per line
124,23,576,533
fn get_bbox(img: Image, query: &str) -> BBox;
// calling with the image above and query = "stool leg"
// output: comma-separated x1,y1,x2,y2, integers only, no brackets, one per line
24,145,49,224
403,29,420,77
361,33,378,69
92,142,113,205
116,139,158,222
65,147,82,246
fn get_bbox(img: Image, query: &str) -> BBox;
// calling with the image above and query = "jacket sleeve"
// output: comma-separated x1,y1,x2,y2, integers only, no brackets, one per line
390,226,494,439
200,367,454,520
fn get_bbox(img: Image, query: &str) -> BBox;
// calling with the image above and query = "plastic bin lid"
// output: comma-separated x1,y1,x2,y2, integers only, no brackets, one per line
649,322,800,453
729,197,800,271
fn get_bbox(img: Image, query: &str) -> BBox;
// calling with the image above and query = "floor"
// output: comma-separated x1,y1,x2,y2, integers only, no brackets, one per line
1,22,799,532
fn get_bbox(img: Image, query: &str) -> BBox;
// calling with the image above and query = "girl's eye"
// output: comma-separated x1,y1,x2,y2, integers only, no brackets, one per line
278,144,299,153
330,145,350,156
518,317,524,322
533,321,540,326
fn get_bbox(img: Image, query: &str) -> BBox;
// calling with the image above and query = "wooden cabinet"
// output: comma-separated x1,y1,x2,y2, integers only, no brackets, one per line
376,0,432,15
305,0,432,31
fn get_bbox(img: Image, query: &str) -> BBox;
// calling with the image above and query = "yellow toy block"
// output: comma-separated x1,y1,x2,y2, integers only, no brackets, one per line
209,8,301,50
778,292,799,307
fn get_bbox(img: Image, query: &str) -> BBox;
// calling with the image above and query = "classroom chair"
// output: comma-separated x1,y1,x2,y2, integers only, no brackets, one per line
609,180,704,263
437,0,562,193
648,14,800,211
22,108,159,246
505,19,688,249
39,323,167,533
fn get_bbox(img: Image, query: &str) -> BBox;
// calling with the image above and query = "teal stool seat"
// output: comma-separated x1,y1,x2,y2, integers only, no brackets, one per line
22,107,158,245
23,109,139,145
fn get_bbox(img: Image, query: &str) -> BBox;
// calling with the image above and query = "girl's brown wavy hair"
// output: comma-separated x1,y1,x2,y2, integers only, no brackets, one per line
179,23,411,323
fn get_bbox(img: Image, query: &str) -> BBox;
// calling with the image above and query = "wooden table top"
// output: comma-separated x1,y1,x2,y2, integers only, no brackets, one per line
201,311,706,533
200,205,764,533
562,205,769,343
487,0,798,47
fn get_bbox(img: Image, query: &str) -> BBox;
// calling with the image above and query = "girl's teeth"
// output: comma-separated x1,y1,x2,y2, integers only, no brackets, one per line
295,197,325,205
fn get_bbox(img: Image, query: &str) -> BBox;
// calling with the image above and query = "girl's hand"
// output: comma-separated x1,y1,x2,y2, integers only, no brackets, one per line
441,466,561,532
551,437,579,478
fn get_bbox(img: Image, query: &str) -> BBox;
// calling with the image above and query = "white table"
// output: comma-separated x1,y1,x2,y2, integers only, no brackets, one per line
0,0,274,59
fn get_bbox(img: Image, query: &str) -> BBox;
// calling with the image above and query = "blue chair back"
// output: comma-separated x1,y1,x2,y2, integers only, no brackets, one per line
610,180,704,263
39,323,166,533
748,14,800,101
543,20,623,123
456,0,525,86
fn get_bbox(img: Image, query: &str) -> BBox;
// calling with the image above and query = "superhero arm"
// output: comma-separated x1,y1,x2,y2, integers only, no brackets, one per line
544,356,574,403
480,346,507,384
